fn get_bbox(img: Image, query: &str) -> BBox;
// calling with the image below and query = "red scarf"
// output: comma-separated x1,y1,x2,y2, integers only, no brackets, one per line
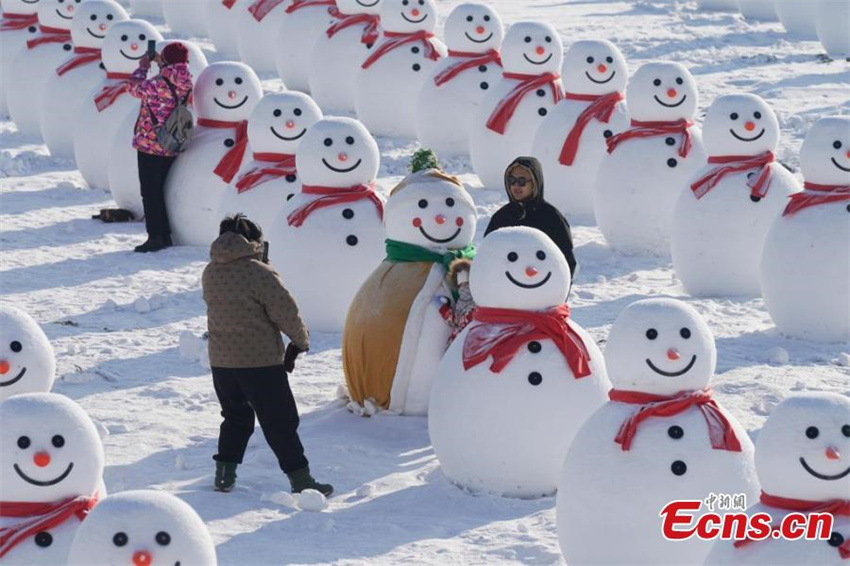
558,91,624,166
691,151,775,200
26,25,70,49
609,388,742,452
362,30,441,70
486,72,563,135
197,118,250,183
249,0,287,22
286,0,335,13
783,182,850,217
734,491,850,558
433,49,502,86
606,118,694,158
326,6,379,45
287,183,383,227
56,46,102,76
222,0,237,7
235,152,296,193
462,305,592,378
0,494,98,559
94,72,134,112
0,12,38,32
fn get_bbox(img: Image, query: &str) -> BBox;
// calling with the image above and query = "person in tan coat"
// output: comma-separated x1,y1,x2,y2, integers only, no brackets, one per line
202,214,332,496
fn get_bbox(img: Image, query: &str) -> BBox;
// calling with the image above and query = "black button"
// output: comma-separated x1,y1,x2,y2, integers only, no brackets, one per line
750,195,762,203
286,193,294,201
285,174,296,183
480,82,488,90
224,139,235,148
527,341,542,353
411,46,420,54
667,158,677,168
668,426,684,440
828,532,845,547
35,532,53,548
28,26,37,33
342,208,354,219
603,129,613,138
536,89,546,97
478,65,487,72
412,63,421,72
538,108,547,117
665,137,676,146
113,532,128,547
63,44,72,51
671,460,687,476
846,204,850,213
346,235,358,246
365,43,374,49
527,372,542,386
99,62,105,70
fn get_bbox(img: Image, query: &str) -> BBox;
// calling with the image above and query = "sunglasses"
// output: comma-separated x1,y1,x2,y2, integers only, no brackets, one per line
508,176,530,187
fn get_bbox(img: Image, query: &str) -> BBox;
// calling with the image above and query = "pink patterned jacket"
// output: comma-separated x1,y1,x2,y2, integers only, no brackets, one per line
126,62,193,157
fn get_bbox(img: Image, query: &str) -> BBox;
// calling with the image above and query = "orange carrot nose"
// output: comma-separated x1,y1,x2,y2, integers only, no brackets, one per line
411,8,420,16
597,64,607,73
33,452,51,468
227,90,236,99
435,214,446,225
535,46,545,55
667,88,677,98
525,266,538,277
667,348,680,361
130,43,138,51
744,121,756,131
285,120,295,129
826,446,841,460
0,360,9,375
132,550,152,566
338,152,348,162
476,25,485,34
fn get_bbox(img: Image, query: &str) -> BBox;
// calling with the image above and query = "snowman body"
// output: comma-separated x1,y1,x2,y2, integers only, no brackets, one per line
273,0,338,92
0,305,56,402
128,0,162,18
0,0,42,118
162,0,208,37
816,0,850,59
235,0,291,74
206,0,247,59
775,0,818,39
737,0,778,21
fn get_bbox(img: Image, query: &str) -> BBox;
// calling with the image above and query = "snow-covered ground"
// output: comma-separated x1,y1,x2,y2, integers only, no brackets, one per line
1,1,848,564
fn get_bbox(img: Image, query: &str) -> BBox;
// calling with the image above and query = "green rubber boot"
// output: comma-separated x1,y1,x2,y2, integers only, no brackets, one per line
287,467,333,497
214,461,238,492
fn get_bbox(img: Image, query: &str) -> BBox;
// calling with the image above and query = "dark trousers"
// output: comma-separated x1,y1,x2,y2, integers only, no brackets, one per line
211,365,309,474
137,151,175,239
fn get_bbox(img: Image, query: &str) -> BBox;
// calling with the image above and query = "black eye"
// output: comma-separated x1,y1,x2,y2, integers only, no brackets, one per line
215,78,224,86
606,56,613,63
675,77,683,85
293,108,302,116
586,56,594,64
107,14,113,20
139,34,146,41
121,34,128,41
646,328,658,340
524,36,531,43
273,109,282,117
445,197,455,207
806,426,820,439
90,14,97,20
52,435,65,448
323,138,333,147
418,199,428,209
842,425,850,438
507,251,518,262
418,0,424,4
113,532,128,547
10,341,22,353
483,15,490,21
753,111,762,119
730,112,739,120
536,250,546,260
402,0,408,5
58,0,64,3
834,140,843,150
653,78,661,86
235,77,243,85
680,328,691,339
345,136,355,145
17,436,30,449
466,15,473,22
545,36,552,43
155,531,171,546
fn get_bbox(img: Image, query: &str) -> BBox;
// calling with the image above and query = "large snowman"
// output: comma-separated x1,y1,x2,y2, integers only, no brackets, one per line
205,0,247,60
775,0,818,40
704,393,850,565
0,0,42,118
67,490,217,565
760,117,850,343
672,94,800,297
468,21,563,190
127,0,162,18
0,305,56,403
41,0,128,159
0,393,105,565
161,0,208,37
266,117,384,332
354,0,446,138
557,298,759,565
273,0,338,93
235,0,292,73
594,61,706,255
816,1,850,62
429,226,610,498
216,91,323,234
530,39,630,223
343,167,477,415
73,19,162,191
308,0,383,113
6,0,76,138
414,2,504,157
165,61,263,247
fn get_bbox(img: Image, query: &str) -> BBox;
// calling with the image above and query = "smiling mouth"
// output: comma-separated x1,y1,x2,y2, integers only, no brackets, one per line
505,271,552,289
401,12,427,23
523,53,552,66
653,94,686,108
730,128,765,142
0,367,26,387
356,0,380,5
645,355,697,377
322,158,362,173
799,457,850,481
56,8,72,19
270,126,306,141
14,462,74,486
464,31,494,44
831,157,850,172
585,70,615,84
120,49,145,60
419,226,460,244
214,96,248,110
86,27,105,39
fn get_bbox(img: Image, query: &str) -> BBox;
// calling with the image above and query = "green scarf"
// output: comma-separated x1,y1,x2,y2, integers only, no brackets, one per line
385,239,476,272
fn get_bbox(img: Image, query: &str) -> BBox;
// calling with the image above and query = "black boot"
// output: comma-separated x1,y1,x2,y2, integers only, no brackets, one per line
134,234,172,253
214,461,238,492
287,467,333,497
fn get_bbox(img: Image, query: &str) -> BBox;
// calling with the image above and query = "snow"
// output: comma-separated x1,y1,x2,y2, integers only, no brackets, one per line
1,1,848,564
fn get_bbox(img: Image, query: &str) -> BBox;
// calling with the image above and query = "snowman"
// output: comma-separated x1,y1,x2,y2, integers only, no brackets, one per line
235,0,292,74
67,490,217,565
308,0,383,113
594,61,706,255
216,91,323,233
557,298,758,565
0,305,56,403
106,40,208,218
672,94,800,298
816,0,850,59
0,0,42,118
704,393,850,565
414,2,504,157
127,0,161,18
343,165,477,415
165,61,263,247
737,0,778,21
468,21,564,190
429,226,610,498
530,39,630,223
6,0,77,138
0,393,105,565
695,0,738,10
41,0,128,159
206,0,247,60
776,0,818,40
273,0,338,93
353,0,447,138
73,19,162,191
161,0,208,37
760,117,850,343
265,117,384,332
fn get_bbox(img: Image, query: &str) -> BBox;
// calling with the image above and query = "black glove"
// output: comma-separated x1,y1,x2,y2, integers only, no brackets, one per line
283,343,305,373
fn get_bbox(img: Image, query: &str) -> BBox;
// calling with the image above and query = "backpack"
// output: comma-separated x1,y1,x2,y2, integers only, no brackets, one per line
149,77,193,154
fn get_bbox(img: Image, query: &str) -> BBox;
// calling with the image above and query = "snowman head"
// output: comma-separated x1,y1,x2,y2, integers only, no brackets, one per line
756,393,850,501
703,94,779,156
500,21,562,75
101,19,162,74
800,116,850,186
295,117,379,188
0,305,56,403
336,0,382,16
443,3,503,54
604,299,716,396
561,39,628,96
627,62,698,122
38,0,81,29
384,170,477,250
379,0,437,34
154,40,208,79
470,227,570,311
248,92,323,156
69,0,127,48
66,490,218,566
2,0,40,16
0,393,104,503
194,62,263,122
